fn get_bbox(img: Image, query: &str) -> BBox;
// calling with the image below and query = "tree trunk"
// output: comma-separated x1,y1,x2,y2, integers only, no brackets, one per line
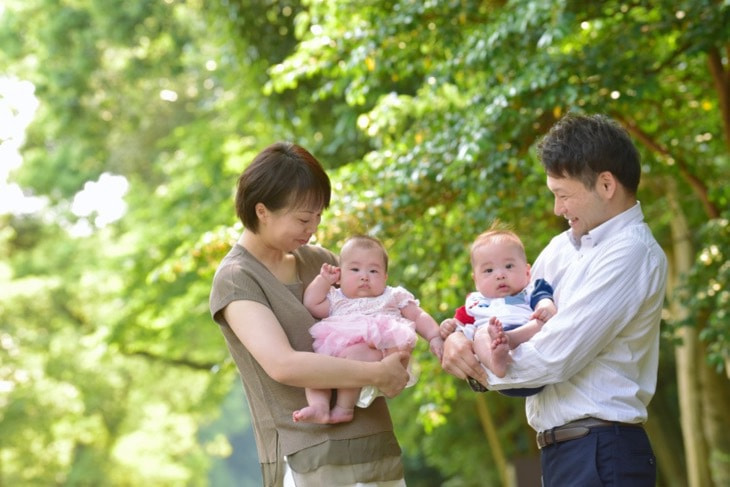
475,394,510,486
699,340,730,486
667,187,713,487
646,352,687,487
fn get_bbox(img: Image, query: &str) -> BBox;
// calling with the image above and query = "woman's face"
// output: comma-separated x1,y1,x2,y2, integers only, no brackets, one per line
259,204,323,252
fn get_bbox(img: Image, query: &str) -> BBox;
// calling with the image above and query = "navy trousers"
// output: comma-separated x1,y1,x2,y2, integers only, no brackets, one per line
540,424,656,486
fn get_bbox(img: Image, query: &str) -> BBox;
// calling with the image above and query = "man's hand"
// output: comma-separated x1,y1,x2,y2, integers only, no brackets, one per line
441,331,487,388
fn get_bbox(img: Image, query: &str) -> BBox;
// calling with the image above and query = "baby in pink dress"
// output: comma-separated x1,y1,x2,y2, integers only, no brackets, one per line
293,235,444,424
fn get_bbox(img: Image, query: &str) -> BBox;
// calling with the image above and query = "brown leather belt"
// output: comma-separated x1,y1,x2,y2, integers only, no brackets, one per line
536,418,643,449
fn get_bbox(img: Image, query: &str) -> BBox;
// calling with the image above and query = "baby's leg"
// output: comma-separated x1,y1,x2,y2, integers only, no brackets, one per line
474,318,510,377
328,343,384,423
292,388,332,424
504,318,544,348
382,345,413,360
487,317,511,377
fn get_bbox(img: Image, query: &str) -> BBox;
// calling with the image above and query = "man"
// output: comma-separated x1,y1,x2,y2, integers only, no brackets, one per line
442,113,667,486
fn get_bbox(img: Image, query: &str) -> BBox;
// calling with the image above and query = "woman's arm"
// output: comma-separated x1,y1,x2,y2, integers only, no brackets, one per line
224,299,410,396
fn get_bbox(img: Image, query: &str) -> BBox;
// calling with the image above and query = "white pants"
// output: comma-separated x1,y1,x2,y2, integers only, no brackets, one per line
284,457,407,487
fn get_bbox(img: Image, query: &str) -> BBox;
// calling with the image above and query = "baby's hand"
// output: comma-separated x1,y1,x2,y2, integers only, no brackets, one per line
532,298,557,323
439,318,461,340
429,336,445,360
319,263,340,285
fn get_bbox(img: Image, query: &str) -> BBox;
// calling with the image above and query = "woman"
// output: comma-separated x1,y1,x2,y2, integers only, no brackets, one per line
209,142,410,486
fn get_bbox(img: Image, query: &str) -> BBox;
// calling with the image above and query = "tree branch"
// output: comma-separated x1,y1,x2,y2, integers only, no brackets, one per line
126,349,221,371
615,115,720,219
707,46,730,148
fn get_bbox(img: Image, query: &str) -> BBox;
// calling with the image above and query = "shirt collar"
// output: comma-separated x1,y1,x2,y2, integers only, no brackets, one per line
571,202,644,250
476,289,527,304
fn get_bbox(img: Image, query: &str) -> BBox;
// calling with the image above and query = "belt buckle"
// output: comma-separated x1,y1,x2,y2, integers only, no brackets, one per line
536,428,555,449
466,376,488,392
545,429,555,447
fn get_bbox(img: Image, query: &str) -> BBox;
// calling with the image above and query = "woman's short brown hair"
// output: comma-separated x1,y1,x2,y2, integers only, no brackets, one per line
235,142,331,232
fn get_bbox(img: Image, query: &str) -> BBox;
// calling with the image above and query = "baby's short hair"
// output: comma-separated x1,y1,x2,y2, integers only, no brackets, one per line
340,235,389,271
470,223,527,266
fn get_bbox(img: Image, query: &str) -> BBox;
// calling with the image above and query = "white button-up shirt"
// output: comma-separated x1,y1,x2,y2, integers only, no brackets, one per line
486,203,668,432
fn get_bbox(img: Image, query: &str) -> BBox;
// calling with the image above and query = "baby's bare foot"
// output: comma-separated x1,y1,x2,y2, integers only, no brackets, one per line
327,405,354,424
488,317,510,377
488,317,508,345
490,341,510,377
292,405,330,424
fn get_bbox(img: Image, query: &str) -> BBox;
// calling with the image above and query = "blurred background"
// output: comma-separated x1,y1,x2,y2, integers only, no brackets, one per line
1,1,728,485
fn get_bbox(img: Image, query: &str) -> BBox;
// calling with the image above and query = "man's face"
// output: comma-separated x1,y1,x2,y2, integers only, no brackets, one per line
547,175,610,239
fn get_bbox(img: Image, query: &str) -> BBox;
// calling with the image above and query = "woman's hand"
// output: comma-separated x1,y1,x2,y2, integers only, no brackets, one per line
376,351,410,397
441,331,487,388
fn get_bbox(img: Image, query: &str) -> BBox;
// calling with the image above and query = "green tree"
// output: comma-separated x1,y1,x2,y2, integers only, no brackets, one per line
1,0,729,485
0,0,263,483
267,1,730,485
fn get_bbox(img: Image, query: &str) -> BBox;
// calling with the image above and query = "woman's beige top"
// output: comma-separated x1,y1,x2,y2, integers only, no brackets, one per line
210,243,400,468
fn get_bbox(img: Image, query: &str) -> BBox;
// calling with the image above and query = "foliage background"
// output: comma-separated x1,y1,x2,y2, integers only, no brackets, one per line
1,0,728,485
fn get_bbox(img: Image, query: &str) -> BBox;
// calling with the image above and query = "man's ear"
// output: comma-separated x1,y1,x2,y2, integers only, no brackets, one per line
597,171,617,198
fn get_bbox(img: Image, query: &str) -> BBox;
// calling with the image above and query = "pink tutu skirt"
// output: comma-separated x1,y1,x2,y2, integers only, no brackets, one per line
310,313,417,357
